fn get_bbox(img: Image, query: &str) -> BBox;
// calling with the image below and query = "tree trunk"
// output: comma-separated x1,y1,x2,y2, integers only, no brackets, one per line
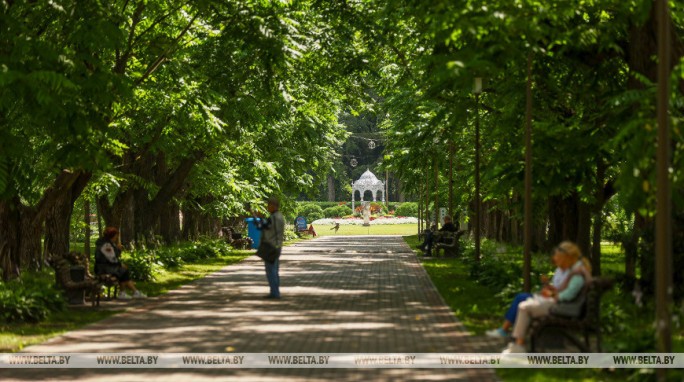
562,194,579,244
434,162,439,228
591,212,602,276
576,200,592,258
1,169,87,280
160,201,181,244
182,205,200,241
398,179,405,203
84,200,91,256
623,214,643,291
327,175,335,202
547,196,563,247
44,172,91,261
109,190,135,247
19,206,41,271
590,160,612,276
510,212,519,246
534,215,547,252
0,199,21,280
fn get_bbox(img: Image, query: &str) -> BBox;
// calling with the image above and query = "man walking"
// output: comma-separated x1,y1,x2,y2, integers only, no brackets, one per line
256,197,285,299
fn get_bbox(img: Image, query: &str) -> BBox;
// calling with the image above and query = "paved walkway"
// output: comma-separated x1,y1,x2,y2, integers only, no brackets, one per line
2,236,499,381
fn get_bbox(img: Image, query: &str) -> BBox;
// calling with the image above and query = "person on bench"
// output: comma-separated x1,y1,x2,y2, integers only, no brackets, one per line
418,216,457,256
501,241,591,353
486,250,569,338
95,227,147,299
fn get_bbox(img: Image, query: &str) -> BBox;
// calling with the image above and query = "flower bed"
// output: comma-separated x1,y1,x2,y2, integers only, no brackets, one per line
312,217,418,225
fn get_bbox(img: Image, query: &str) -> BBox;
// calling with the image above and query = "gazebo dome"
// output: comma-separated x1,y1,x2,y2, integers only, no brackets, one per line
351,169,385,211
355,169,383,186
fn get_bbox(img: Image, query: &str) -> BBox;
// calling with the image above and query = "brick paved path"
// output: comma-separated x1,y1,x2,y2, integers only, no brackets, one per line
2,236,498,381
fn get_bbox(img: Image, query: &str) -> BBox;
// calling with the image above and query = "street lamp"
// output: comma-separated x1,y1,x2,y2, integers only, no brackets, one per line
473,77,482,262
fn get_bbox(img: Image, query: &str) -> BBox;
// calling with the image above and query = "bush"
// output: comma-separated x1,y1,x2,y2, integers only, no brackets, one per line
284,229,299,241
461,238,529,290
0,272,66,323
181,239,232,262
156,247,185,269
323,205,353,218
297,203,324,222
121,249,163,282
369,202,385,215
298,201,346,210
395,202,418,217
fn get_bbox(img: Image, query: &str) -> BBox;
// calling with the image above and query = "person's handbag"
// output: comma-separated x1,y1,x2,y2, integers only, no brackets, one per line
257,241,280,263
256,217,281,263
549,289,587,318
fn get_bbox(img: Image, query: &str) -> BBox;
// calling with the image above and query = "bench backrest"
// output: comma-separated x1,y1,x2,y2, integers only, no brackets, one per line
579,277,614,324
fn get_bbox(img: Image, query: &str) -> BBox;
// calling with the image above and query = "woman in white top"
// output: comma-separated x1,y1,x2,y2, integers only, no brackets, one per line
502,241,592,353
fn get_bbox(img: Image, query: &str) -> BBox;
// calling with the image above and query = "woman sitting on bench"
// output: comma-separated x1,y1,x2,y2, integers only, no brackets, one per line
95,227,147,299
501,241,591,353
486,250,569,338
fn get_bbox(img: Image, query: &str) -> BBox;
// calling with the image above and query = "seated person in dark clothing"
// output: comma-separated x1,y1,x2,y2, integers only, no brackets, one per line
95,227,147,299
418,224,437,256
419,216,458,255
440,216,458,232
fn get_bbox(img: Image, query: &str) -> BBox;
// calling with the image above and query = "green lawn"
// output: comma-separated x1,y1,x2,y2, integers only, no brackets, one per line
0,309,118,352
311,223,418,236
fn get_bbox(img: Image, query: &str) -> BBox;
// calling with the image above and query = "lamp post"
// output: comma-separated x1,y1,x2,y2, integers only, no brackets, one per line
473,77,482,262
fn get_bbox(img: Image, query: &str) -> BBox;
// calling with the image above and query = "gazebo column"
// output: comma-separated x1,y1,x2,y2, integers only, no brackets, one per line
352,188,355,212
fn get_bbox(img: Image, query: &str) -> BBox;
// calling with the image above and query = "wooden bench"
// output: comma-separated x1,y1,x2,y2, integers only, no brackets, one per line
221,227,253,249
52,252,103,307
96,273,120,301
418,229,431,241
529,277,614,352
434,230,466,257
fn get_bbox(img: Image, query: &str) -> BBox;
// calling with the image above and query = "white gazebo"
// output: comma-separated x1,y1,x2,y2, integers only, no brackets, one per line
351,169,385,211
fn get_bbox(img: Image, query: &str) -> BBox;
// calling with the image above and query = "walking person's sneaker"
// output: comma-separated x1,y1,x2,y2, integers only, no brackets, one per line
502,343,526,354
117,292,132,299
485,327,509,338
132,290,147,298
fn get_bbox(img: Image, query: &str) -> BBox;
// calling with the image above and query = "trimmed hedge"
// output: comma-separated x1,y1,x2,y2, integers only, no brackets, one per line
297,203,325,222
323,205,353,218
395,202,418,217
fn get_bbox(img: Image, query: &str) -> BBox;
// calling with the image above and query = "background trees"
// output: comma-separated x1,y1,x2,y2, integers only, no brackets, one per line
365,2,681,248
0,0,359,278
1,0,682,308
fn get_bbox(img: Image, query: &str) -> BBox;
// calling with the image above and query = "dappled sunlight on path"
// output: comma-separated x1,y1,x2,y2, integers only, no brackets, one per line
2,236,497,381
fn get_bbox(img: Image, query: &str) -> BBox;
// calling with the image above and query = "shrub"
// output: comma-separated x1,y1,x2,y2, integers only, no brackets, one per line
297,203,324,222
395,202,418,217
284,229,299,241
151,239,238,270
323,205,353,218
369,202,385,215
461,239,527,290
0,272,66,323
465,255,522,290
121,249,163,282
181,239,232,262
156,247,185,268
